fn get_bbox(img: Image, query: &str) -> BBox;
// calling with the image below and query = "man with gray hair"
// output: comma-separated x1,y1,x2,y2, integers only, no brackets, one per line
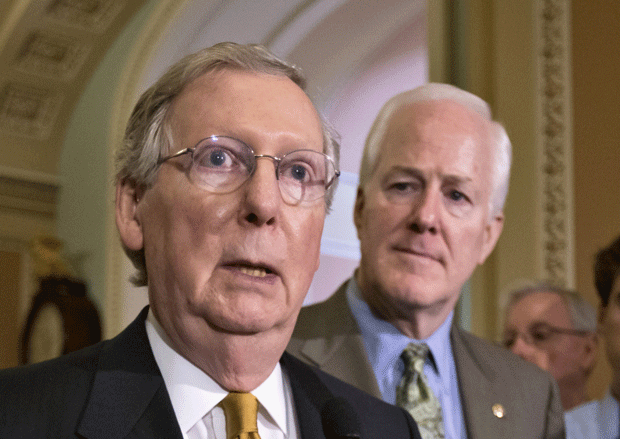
288,83,565,438
0,42,421,439
502,282,598,410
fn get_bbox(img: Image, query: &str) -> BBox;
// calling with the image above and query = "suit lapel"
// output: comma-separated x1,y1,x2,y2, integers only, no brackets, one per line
281,352,335,439
451,325,508,439
298,283,382,398
77,307,183,439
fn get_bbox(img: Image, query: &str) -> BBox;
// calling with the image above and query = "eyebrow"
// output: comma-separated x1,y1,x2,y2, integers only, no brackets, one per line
386,166,475,185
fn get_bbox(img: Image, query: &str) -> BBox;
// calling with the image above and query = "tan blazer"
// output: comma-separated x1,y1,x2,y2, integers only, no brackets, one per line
287,281,566,439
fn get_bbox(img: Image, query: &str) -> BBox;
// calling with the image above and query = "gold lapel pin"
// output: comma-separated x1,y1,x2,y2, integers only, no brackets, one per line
492,403,505,419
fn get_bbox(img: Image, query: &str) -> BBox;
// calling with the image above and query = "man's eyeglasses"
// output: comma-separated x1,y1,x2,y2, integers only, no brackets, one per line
503,323,591,349
157,135,340,204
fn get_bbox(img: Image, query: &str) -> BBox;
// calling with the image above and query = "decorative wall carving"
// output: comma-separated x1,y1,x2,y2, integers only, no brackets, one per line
16,31,90,80
45,0,124,33
0,173,59,217
0,83,61,139
536,0,574,287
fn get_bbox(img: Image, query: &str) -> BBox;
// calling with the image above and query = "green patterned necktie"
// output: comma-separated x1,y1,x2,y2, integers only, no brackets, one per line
396,343,445,439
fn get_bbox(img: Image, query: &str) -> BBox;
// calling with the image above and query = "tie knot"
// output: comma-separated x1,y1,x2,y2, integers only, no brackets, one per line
401,343,430,373
220,392,259,439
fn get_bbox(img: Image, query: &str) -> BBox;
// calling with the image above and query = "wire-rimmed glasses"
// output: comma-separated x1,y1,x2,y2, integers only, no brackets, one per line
157,135,339,204
502,322,591,349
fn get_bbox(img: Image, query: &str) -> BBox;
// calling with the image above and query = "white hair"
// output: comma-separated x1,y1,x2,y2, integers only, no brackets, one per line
359,83,512,216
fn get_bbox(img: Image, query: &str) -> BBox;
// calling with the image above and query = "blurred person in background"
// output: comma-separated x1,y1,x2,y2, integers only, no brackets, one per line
565,235,620,439
502,282,598,410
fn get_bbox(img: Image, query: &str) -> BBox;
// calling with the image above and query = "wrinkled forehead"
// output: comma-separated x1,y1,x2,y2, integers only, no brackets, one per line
387,99,491,148
376,99,495,181
167,69,323,151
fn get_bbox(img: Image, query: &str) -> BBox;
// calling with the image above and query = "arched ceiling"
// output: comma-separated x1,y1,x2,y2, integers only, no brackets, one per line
0,0,425,204
0,0,147,177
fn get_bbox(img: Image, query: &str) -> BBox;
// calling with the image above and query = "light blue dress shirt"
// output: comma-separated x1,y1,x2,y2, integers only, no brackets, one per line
346,278,467,439
565,391,619,439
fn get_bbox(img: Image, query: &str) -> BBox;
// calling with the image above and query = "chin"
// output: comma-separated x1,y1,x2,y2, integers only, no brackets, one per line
208,304,290,336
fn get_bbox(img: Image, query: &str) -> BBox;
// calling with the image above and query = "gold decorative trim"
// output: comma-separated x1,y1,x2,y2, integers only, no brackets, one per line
0,83,62,139
16,31,91,80
0,167,59,217
535,0,575,287
45,0,124,33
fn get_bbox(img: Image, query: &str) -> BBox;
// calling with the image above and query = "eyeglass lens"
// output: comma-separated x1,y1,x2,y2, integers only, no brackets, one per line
189,136,336,202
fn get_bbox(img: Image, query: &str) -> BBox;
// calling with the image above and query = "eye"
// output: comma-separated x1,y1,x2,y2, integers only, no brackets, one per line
531,327,551,342
288,163,310,182
207,149,228,167
192,144,251,174
448,190,466,201
195,147,234,168
280,151,326,185
385,179,422,195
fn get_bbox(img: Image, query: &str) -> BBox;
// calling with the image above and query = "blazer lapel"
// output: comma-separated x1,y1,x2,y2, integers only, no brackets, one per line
297,282,382,398
77,307,183,439
281,352,336,439
451,325,509,439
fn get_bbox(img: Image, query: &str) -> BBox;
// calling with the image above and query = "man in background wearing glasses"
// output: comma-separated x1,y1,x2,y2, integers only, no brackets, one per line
0,42,420,439
502,282,598,410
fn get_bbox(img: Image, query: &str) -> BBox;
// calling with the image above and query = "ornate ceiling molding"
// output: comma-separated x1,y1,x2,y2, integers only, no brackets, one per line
535,0,575,287
0,0,147,175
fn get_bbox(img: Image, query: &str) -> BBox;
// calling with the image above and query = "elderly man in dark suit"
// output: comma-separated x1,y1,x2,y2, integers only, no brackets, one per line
288,84,565,439
0,42,420,439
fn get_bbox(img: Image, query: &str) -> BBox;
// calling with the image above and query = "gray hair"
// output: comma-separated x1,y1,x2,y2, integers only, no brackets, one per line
358,83,511,216
115,42,340,286
504,282,597,332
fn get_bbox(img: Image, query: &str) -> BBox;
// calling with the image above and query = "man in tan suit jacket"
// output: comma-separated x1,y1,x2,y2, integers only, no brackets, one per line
288,84,565,439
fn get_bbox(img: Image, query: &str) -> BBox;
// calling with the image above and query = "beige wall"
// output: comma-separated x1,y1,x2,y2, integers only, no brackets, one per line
572,2,620,401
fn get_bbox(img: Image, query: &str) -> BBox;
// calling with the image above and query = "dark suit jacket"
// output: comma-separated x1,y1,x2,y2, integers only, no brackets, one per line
287,281,566,439
0,306,420,439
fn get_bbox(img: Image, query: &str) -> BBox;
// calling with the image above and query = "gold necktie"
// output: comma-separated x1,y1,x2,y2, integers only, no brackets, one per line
220,392,262,439
396,343,445,439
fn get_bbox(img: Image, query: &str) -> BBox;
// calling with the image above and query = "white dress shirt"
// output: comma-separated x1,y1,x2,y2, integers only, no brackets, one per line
145,310,299,439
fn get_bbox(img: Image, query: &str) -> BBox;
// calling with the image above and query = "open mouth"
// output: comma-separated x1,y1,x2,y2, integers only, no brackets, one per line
224,261,277,279
238,266,271,278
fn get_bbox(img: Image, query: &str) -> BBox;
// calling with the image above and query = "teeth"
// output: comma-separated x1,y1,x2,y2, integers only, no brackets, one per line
239,266,268,278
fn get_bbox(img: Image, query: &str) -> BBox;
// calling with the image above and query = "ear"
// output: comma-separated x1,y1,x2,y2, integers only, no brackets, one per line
477,212,504,264
353,186,365,237
115,179,144,251
581,332,599,374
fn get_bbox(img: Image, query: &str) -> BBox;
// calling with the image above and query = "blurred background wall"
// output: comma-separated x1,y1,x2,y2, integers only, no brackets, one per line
0,0,618,400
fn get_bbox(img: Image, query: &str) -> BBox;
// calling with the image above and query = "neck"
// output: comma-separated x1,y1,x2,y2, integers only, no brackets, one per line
195,332,288,392
558,380,588,410
153,311,292,392
357,278,452,339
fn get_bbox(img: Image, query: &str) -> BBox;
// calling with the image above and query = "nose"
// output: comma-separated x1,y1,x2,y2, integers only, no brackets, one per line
409,188,439,233
240,158,280,226
510,335,536,360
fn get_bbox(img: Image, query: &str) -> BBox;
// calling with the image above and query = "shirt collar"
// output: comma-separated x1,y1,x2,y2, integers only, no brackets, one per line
346,276,454,381
145,309,289,436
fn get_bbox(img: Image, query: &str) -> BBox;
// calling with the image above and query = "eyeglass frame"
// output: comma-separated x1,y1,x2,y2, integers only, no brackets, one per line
156,135,340,203
502,322,593,349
